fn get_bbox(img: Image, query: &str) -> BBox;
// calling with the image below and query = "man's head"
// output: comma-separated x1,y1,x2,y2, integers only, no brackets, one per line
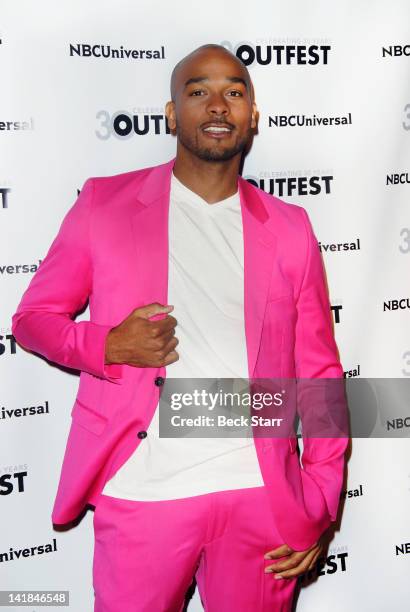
165,44,258,163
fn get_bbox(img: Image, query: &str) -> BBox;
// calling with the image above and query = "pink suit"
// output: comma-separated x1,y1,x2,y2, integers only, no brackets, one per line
12,157,348,608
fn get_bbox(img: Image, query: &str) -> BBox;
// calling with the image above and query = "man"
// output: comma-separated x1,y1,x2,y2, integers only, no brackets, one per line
12,44,348,611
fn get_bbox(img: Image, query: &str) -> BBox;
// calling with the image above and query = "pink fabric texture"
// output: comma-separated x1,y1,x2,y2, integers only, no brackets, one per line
93,486,298,611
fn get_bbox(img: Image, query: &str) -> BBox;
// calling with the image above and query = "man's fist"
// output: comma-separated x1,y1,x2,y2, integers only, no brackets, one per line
104,303,179,368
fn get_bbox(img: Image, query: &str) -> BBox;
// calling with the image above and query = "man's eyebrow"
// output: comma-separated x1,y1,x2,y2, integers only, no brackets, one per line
227,76,249,88
184,76,249,89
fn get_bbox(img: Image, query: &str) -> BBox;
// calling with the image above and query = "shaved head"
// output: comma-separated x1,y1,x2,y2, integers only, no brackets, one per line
170,44,254,102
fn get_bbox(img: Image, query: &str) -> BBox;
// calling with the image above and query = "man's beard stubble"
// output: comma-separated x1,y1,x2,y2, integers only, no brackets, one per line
176,125,251,162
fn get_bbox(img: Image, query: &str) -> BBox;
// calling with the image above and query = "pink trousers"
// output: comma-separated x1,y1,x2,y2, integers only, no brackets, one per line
92,486,298,611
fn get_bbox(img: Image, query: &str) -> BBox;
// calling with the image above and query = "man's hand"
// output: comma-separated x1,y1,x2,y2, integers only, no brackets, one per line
264,534,325,579
105,303,179,368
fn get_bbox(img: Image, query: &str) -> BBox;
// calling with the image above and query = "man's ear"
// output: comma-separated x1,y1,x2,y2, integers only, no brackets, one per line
251,101,259,130
165,100,177,132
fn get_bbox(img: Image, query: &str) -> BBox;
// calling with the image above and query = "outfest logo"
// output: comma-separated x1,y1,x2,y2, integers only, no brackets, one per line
221,39,331,67
245,172,333,196
0,187,11,208
96,108,170,140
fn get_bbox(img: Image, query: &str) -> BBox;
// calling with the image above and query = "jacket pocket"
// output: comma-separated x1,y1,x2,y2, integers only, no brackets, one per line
71,399,109,435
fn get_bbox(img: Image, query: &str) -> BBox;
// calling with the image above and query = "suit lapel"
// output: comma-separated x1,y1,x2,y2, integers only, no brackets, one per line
130,159,174,308
238,178,277,376
130,158,277,377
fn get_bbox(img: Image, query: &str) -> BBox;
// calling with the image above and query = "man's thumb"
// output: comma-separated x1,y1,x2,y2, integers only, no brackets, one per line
136,303,174,320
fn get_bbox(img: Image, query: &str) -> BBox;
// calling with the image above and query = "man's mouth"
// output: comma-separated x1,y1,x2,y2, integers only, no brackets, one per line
201,123,234,138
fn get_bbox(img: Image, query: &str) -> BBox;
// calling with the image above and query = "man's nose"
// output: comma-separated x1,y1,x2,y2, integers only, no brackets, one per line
206,93,229,116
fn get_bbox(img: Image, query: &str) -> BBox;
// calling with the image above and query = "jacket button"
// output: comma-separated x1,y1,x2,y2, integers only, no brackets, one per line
137,430,147,439
154,376,165,386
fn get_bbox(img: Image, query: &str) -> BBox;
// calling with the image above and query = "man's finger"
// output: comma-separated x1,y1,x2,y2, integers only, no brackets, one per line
163,350,179,366
264,544,294,559
155,327,176,344
137,303,174,320
307,549,323,572
162,336,179,355
152,315,178,335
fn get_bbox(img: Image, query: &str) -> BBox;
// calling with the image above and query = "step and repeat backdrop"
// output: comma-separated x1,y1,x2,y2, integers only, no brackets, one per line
1,1,410,610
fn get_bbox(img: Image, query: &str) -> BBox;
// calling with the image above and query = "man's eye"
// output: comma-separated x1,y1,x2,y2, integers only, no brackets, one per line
228,90,243,97
190,90,205,96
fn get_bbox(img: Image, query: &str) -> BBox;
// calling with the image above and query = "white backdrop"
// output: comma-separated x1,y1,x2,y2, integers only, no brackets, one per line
1,1,410,610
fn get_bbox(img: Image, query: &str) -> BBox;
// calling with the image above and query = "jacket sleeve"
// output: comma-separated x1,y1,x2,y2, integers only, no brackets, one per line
11,179,123,383
294,207,349,522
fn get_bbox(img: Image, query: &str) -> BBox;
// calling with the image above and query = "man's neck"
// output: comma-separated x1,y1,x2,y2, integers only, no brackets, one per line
172,148,240,204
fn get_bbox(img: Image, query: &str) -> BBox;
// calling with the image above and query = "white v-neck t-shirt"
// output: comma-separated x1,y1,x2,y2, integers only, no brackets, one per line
101,172,264,500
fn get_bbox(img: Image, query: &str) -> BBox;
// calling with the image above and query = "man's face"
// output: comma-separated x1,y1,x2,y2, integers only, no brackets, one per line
166,49,257,162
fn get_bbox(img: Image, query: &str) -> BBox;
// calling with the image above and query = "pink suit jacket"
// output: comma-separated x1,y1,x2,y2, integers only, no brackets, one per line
12,157,348,551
